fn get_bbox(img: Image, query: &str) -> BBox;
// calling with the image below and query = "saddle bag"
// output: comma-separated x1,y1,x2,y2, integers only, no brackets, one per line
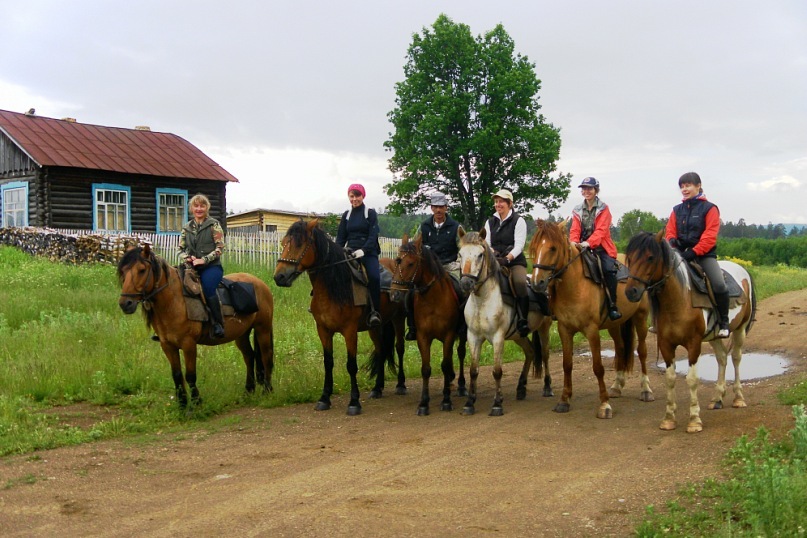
223,279,259,314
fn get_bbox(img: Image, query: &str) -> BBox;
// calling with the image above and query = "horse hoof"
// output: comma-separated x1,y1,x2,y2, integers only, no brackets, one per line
597,406,613,419
708,401,723,410
608,389,622,398
395,386,408,396
489,407,504,417
368,389,383,399
417,406,429,416
461,406,475,416
315,401,331,411
543,388,554,398
639,391,655,402
440,402,453,412
346,405,362,416
516,389,527,401
732,399,747,409
686,422,703,433
553,402,570,413
659,419,676,431
457,388,468,397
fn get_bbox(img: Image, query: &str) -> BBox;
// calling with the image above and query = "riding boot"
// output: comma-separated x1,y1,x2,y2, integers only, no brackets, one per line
715,291,730,337
605,270,622,321
405,291,417,341
517,296,530,337
206,294,226,339
368,310,382,328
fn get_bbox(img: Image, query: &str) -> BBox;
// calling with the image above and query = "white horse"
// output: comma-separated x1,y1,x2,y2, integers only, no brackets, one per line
457,229,552,416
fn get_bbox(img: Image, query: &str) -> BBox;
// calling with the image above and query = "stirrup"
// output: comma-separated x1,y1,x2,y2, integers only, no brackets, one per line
608,308,622,321
517,319,529,337
368,311,382,328
212,324,225,339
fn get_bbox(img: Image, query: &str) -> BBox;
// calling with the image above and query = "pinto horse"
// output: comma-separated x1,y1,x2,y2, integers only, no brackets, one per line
624,230,757,433
117,245,275,407
389,234,468,415
528,219,652,419
272,219,405,415
458,230,553,416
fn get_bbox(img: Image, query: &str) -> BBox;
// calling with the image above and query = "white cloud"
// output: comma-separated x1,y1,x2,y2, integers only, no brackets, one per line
747,175,802,192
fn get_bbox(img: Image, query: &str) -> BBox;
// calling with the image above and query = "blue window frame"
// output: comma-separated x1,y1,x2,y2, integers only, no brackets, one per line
92,183,131,232
156,188,188,234
1,181,29,227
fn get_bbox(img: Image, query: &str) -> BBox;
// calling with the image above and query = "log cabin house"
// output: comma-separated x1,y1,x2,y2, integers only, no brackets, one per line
226,208,327,235
0,108,238,234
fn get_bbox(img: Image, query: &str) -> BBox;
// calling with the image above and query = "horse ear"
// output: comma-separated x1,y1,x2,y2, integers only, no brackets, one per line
142,242,152,257
479,227,486,240
559,218,570,231
655,229,665,242
458,227,465,239
307,219,319,232
402,233,409,245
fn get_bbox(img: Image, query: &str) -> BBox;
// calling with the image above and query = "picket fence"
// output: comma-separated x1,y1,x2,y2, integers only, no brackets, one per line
52,228,402,267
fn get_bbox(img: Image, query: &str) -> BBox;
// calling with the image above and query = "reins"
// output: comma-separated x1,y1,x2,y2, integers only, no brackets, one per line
391,249,439,294
625,251,684,298
119,255,169,309
278,233,354,278
533,244,584,286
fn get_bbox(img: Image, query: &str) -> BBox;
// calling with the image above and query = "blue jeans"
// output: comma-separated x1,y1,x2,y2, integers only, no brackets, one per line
198,264,224,299
360,256,381,311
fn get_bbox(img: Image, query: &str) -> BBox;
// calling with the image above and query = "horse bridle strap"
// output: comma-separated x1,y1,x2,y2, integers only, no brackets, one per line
534,247,583,284
626,257,682,296
119,258,169,306
461,249,495,293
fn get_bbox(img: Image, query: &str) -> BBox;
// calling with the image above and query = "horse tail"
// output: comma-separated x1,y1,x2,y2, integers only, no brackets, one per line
745,270,757,335
615,317,635,374
531,330,544,379
364,321,397,377
251,328,265,381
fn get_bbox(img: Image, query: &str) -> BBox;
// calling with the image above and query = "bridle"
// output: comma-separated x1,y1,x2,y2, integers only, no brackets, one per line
532,243,583,287
460,245,496,293
278,232,356,278
392,248,438,294
119,257,168,309
625,250,683,298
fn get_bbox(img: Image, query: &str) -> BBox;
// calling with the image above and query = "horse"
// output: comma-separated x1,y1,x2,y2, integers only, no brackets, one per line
528,219,652,419
623,230,757,433
117,244,275,408
388,234,468,415
272,219,405,416
457,229,553,416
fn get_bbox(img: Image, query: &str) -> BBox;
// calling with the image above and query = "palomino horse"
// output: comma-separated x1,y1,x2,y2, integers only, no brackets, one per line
273,219,405,415
528,219,652,419
389,234,467,415
624,230,757,433
458,230,553,416
118,245,275,407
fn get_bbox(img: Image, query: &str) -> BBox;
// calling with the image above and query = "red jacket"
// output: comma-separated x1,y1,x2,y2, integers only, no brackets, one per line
570,200,617,258
665,195,720,257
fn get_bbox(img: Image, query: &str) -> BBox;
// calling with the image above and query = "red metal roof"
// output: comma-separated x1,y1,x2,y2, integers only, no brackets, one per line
0,109,238,182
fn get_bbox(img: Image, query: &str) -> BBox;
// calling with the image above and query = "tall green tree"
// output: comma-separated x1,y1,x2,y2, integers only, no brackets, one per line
384,14,571,229
616,209,664,243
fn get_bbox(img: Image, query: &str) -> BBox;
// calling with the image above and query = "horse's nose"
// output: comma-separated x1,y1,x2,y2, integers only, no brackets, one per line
389,290,405,303
459,277,474,294
273,274,290,287
119,299,137,314
531,278,548,294
625,286,641,303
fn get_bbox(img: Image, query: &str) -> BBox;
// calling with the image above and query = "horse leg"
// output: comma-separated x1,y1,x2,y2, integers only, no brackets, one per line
608,330,626,399
456,333,468,397
161,344,188,408
730,329,747,408
440,337,456,412
462,334,482,415
235,333,257,393
708,340,728,410
489,335,506,416
344,330,362,416
182,345,201,407
658,341,678,430
589,332,612,419
315,328,335,411
685,349,703,433
416,336,432,416
553,327,576,413
635,320,654,402
536,325,553,397
255,322,275,393
515,336,535,401
395,318,407,395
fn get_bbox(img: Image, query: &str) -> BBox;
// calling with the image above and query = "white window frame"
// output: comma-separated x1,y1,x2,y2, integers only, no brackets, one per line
156,188,188,235
92,183,131,232
1,181,29,227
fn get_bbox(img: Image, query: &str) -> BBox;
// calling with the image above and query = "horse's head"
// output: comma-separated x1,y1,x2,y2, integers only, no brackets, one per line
389,233,420,302
624,229,670,302
274,219,319,287
117,244,164,314
458,229,495,295
528,219,570,294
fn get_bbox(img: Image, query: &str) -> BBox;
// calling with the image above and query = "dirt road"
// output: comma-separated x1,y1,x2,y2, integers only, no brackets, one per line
2,289,805,537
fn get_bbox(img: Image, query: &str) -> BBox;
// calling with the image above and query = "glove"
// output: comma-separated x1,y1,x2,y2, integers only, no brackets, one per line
351,249,365,259
669,238,679,249
682,249,697,262
577,241,590,249
496,256,509,267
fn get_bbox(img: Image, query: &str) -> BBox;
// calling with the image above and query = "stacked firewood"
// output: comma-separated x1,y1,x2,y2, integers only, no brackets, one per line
0,227,141,264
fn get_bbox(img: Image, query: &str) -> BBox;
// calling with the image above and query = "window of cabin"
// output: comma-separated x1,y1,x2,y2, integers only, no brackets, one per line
156,189,188,234
1,181,29,227
93,184,131,232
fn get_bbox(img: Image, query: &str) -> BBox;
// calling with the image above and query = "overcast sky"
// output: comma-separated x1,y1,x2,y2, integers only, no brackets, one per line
2,0,805,226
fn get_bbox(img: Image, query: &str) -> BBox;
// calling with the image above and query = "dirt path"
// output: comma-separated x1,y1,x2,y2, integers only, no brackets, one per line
2,290,806,537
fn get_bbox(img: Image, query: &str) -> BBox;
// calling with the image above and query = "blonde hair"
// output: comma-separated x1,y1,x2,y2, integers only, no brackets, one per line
189,193,211,210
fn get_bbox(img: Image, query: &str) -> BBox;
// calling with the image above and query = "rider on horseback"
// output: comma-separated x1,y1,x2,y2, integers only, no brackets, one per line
570,177,622,321
405,191,465,341
666,172,731,338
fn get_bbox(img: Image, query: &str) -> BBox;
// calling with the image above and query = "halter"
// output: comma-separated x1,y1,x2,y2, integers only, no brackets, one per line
278,232,356,277
461,246,495,293
119,257,169,309
532,245,583,287
625,252,683,298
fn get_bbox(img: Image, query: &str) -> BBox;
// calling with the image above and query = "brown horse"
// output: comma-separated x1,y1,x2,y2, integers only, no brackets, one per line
389,234,468,415
528,219,652,419
458,230,554,416
624,230,757,433
117,244,275,408
272,219,405,415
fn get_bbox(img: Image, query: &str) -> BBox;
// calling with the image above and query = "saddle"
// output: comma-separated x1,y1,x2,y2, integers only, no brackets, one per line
580,249,629,284
496,267,551,316
684,260,746,309
179,265,259,322
345,257,393,307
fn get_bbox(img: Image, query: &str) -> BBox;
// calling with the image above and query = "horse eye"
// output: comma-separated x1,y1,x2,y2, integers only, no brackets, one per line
395,257,402,264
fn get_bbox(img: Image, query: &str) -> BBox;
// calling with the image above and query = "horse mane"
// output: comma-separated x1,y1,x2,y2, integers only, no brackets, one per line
117,246,173,330
625,231,691,318
286,220,353,305
402,237,446,281
529,218,571,261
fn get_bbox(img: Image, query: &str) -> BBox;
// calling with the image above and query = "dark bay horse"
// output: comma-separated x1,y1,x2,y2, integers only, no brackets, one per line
528,219,652,419
117,244,275,407
389,234,467,415
624,230,757,433
272,219,405,415
458,230,553,416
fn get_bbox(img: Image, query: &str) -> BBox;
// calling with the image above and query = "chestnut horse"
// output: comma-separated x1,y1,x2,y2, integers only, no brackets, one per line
118,244,275,407
528,219,652,419
458,230,553,416
389,234,468,415
272,219,405,415
624,230,757,433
